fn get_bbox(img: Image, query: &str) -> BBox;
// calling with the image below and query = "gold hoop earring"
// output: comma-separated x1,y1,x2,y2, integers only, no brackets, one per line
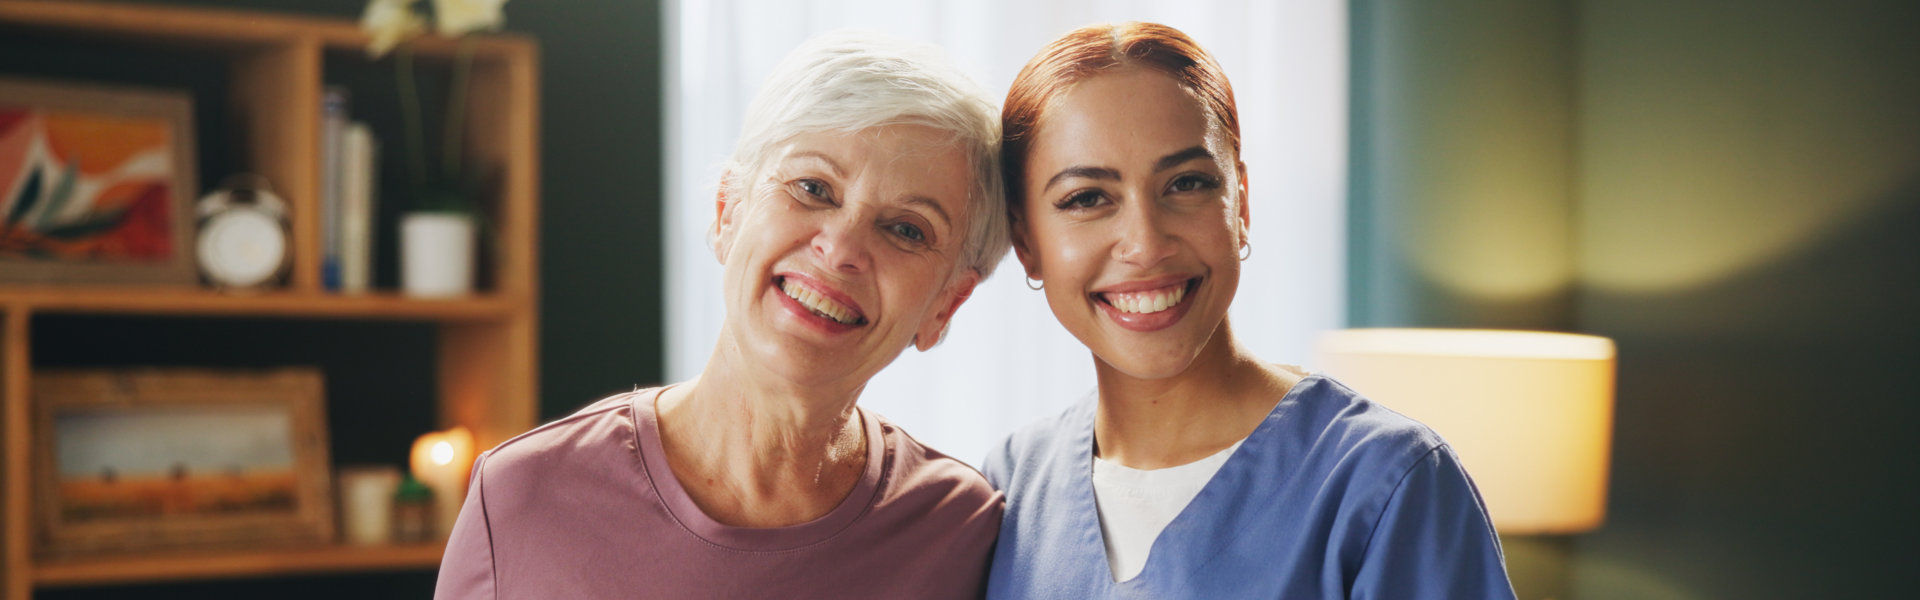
1239,241,1252,262
1025,276,1044,291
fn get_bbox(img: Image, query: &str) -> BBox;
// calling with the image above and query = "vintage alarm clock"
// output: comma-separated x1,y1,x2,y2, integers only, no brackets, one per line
195,175,290,290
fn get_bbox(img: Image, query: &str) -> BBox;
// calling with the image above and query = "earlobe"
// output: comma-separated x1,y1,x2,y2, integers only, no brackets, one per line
915,270,980,352
1010,216,1041,280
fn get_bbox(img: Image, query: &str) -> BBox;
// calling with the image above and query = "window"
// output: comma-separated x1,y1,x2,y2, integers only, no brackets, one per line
662,0,1346,465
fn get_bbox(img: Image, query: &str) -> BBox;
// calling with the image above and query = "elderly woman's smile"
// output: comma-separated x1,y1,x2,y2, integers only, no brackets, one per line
776,274,867,327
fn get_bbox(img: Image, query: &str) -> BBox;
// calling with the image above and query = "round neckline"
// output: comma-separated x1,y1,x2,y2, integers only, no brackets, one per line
1093,437,1245,480
1073,373,1324,586
634,386,888,552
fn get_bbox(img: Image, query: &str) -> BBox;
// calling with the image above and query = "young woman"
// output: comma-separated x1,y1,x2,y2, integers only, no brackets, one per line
983,23,1516,598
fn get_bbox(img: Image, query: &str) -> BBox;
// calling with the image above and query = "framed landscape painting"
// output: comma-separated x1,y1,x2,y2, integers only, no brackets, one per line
0,77,198,285
33,369,335,556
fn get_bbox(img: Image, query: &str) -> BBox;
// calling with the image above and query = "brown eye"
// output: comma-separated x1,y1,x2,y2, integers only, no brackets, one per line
1167,173,1221,194
1055,190,1106,210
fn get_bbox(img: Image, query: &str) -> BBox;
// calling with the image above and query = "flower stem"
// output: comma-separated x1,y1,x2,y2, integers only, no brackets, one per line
397,43,428,186
443,35,476,186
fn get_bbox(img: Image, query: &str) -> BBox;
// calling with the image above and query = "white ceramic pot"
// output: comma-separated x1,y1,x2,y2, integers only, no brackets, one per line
400,212,476,298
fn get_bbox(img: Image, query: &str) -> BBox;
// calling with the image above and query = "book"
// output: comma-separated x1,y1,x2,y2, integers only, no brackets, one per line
340,122,378,294
320,86,349,291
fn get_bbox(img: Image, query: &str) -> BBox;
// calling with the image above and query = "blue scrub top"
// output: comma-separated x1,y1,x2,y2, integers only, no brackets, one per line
982,375,1517,599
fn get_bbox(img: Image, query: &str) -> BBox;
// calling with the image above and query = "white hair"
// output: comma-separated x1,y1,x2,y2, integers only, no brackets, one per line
723,30,1010,279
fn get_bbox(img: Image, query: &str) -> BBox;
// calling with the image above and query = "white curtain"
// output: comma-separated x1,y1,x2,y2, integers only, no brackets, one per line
663,0,1347,466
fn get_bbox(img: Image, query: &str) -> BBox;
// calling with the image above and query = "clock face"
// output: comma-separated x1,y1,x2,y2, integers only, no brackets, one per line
197,207,286,288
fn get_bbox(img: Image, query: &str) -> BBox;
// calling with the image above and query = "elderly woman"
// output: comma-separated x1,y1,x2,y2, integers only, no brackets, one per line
435,31,1008,599
983,23,1513,598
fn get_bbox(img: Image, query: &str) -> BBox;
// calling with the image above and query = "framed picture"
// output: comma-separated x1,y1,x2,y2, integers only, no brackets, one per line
0,77,199,285
33,369,335,556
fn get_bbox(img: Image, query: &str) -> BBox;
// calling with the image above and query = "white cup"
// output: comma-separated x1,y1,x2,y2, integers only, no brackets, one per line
338,465,402,546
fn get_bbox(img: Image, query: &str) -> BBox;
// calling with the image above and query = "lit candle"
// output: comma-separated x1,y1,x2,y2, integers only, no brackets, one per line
410,427,475,538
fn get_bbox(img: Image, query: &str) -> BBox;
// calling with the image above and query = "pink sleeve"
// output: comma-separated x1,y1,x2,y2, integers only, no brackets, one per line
434,453,497,600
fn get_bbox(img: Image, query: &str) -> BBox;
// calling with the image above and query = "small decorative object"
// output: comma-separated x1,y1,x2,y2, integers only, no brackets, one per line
195,174,290,290
0,77,199,286
409,426,475,537
337,465,402,546
32,369,334,556
392,474,434,543
400,211,474,297
361,0,513,297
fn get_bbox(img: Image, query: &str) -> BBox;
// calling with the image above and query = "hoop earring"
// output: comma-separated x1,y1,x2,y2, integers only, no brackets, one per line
1025,276,1044,291
1239,241,1252,262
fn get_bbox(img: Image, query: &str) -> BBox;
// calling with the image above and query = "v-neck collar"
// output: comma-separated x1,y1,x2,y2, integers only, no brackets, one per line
1069,374,1323,588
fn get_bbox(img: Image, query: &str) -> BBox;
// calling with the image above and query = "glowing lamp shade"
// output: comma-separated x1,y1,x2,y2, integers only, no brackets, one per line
1316,329,1615,534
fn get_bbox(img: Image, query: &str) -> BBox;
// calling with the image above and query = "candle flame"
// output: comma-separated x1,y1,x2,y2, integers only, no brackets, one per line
432,441,455,465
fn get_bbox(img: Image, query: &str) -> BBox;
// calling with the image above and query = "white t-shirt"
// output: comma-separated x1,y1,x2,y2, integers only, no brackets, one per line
1091,439,1245,582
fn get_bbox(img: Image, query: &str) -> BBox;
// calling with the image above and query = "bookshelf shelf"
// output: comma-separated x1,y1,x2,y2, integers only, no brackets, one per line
33,542,448,587
0,1,540,596
0,288,522,322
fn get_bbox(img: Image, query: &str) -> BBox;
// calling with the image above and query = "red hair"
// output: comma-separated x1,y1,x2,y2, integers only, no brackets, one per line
1001,22,1241,212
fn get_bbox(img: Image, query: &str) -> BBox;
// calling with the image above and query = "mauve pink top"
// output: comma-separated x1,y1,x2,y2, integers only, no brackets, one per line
433,388,1002,599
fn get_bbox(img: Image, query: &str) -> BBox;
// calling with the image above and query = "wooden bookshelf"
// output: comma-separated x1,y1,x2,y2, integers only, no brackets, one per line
0,1,540,596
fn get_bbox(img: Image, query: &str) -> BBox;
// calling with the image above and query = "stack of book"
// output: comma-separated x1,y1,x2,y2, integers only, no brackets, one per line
320,86,378,294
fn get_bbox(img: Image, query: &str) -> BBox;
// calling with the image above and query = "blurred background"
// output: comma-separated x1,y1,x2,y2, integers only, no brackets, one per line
9,0,1916,598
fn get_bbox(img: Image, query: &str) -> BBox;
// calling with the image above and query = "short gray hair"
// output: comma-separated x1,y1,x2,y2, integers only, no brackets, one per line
723,30,1010,279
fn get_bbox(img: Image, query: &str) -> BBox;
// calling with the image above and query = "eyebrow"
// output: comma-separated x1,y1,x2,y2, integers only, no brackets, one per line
1042,166,1121,194
901,195,952,229
787,150,845,177
1154,146,1215,172
1040,145,1217,193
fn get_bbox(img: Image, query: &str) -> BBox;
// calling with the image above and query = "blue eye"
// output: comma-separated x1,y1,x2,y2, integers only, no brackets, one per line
889,222,926,242
792,179,833,204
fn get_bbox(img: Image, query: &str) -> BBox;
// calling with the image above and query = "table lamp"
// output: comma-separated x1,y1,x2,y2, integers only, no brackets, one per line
1315,329,1615,533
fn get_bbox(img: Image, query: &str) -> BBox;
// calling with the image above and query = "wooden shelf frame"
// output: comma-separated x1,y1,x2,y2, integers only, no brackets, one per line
0,1,540,595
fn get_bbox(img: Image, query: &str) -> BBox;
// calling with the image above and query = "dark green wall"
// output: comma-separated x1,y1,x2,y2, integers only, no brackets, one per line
1353,0,1919,597
21,0,663,597
1348,0,1578,331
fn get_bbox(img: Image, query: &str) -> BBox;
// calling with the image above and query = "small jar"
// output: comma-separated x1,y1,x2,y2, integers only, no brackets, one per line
393,475,434,543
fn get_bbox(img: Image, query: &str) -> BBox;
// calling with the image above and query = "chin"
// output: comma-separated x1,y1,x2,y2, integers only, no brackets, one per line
1093,344,1205,381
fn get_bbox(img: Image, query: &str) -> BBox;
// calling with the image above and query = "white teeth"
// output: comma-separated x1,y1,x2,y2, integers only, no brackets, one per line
1104,284,1187,315
781,279,860,325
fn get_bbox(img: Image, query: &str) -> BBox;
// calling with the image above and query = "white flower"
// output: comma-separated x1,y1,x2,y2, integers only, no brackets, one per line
361,0,426,58
432,0,509,37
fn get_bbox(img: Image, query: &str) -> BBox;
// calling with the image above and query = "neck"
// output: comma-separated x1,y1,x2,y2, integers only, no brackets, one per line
656,331,869,527
1091,318,1302,469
